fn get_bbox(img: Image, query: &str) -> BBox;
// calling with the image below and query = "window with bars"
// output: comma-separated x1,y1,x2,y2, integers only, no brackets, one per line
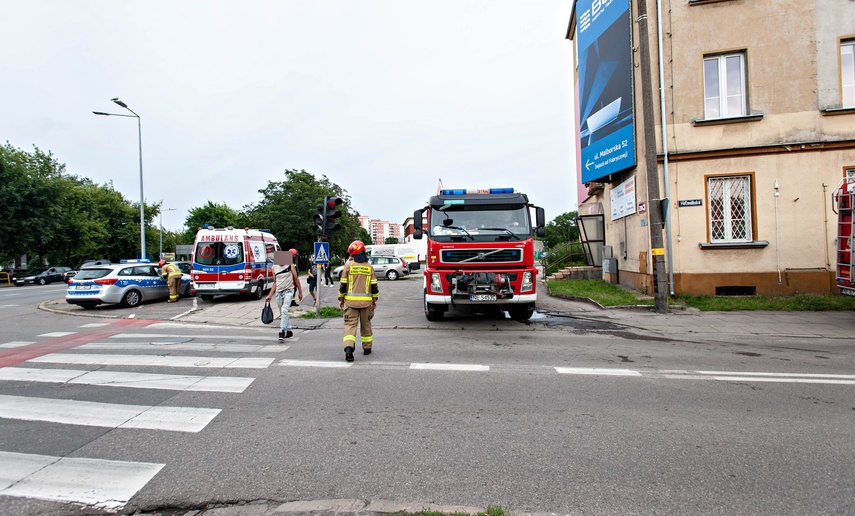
703,52,747,119
842,40,854,108
708,176,753,243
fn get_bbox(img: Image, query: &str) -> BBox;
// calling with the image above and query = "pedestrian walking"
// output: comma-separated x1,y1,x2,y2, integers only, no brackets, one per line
306,259,318,305
267,251,303,341
338,240,379,362
324,262,334,286
158,260,182,303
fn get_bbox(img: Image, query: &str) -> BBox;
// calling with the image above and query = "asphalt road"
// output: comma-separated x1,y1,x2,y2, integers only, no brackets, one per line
1,279,854,515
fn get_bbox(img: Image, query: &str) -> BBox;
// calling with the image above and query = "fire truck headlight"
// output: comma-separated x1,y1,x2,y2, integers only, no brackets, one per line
521,271,533,292
430,273,442,293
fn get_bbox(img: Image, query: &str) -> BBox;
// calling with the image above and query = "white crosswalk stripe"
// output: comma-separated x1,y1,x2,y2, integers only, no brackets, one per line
0,341,35,348
0,367,255,392
29,353,274,368
0,451,164,511
0,394,221,432
79,341,288,353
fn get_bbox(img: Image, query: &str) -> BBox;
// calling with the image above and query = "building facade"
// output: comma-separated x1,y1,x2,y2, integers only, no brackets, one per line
358,215,404,245
568,0,855,296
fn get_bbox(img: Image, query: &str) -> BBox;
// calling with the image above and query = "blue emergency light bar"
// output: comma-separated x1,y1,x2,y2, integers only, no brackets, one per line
119,259,151,263
440,188,516,195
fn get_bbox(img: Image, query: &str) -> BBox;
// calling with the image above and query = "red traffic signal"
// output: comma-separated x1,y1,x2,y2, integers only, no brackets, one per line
324,196,343,235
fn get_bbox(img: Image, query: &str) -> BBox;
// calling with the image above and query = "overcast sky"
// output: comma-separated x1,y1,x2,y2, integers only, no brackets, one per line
2,1,577,232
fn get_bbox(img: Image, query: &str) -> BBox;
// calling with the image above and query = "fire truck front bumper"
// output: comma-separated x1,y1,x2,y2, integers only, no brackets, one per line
424,292,537,305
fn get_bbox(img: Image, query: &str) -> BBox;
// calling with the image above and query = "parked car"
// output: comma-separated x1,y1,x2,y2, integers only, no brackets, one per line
13,266,73,286
332,255,409,281
65,259,192,309
172,261,192,274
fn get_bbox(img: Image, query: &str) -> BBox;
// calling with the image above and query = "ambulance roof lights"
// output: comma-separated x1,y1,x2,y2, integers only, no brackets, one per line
119,259,152,263
440,188,516,195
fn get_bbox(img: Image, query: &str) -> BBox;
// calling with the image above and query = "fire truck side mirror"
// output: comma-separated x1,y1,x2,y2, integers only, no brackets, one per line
413,209,424,239
535,206,546,237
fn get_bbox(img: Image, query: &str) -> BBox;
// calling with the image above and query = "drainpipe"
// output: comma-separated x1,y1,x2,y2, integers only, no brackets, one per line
656,0,674,296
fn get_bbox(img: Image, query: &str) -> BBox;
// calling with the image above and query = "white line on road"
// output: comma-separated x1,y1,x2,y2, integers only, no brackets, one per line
78,323,110,328
278,359,354,368
28,354,274,369
79,342,288,353
0,367,255,393
695,371,855,379
0,395,221,432
555,367,642,376
37,332,77,338
0,341,35,349
410,363,490,372
0,450,164,511
110,332,269,341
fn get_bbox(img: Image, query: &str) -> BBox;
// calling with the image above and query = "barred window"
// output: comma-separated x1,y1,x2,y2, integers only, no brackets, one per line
708,176,752,243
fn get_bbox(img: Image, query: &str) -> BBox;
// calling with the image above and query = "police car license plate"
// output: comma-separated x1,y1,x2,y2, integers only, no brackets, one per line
842,287,855,297
470,294,496,302
76,285,91,290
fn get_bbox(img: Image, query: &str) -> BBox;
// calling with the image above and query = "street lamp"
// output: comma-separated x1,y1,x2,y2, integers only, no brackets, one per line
93,97,146,260
160,207,177,258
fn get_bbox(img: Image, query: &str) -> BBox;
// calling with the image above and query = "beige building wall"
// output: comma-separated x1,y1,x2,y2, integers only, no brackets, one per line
569,0,855,296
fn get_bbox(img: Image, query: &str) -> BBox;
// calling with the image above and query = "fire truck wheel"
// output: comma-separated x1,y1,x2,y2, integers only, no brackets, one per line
424,294,445,321
508,303,535,321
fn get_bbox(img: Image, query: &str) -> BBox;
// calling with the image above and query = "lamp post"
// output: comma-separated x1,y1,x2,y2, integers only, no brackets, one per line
93,98,146,260
159,207,177,258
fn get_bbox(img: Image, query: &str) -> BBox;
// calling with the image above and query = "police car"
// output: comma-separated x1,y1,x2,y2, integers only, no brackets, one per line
65,259,192,309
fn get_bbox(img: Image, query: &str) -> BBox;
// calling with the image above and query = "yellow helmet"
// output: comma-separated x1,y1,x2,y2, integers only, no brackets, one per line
347,240,366,255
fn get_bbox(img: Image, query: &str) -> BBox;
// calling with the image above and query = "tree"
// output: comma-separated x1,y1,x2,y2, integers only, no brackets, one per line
385,237,399,244
182,201,246,243
544,210,580,249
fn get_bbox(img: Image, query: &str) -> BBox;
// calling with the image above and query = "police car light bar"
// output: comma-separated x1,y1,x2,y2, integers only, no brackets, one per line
119,259,151,263
440,188,516,195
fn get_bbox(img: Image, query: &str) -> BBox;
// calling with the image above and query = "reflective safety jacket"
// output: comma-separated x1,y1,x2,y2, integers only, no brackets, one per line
338,259,379,308
160,263,182,279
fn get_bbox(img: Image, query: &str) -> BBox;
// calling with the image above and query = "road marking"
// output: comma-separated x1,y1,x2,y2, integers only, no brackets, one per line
28,354,274,369
110,332,272,341
410,363,490,372
37,332,76,338
80,342,288,353
278,359,354,368
0,450,163,511
0,395,220,432
0,304,20,308
78,323,110,328
555,367,642,376
0,367,255,393
0,341,35,349
695,371,855,379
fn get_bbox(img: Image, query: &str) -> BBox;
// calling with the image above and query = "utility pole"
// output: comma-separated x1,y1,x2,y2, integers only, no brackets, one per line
636,0,668,313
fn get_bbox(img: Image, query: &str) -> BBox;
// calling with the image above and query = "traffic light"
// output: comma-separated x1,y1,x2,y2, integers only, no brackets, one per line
313,203,325,235
324,196,343,236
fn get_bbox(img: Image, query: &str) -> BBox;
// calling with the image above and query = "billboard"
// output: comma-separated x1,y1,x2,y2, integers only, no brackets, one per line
576,0,636,183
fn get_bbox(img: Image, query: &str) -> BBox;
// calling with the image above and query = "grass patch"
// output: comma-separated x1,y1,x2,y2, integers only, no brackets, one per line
678,292,855,311
546,279,855,311
546,279,655,307
300,306,345,318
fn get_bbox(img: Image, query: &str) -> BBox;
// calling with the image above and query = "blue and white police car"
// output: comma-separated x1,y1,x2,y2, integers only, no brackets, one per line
65,259,192,309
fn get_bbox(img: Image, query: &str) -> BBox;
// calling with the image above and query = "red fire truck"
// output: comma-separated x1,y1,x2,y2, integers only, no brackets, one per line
413,188,545,321
833,179,855,296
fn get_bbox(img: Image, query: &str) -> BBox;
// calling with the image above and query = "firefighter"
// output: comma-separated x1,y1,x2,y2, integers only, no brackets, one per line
158,259,182,303
338,240,379,362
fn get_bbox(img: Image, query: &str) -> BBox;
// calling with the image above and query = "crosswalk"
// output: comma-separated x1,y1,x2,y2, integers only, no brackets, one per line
0,319,285,511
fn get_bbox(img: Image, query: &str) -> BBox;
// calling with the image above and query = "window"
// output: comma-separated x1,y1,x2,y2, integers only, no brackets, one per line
704,52,747,119
708,175,753,243
842,40,855,107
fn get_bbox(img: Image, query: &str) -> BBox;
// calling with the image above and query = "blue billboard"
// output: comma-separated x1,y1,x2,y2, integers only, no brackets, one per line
576,0,636,183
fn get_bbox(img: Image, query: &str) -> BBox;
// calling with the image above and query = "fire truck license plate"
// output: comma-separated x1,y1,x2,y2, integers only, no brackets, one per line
470,294,496,302
842,287,855,297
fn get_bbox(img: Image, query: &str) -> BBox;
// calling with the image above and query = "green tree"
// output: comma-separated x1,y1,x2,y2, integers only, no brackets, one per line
544,210,580,249
385,237,399,244
182,201,246,242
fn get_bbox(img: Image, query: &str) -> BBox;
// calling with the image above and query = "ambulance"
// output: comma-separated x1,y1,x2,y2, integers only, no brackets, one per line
190,226,281,300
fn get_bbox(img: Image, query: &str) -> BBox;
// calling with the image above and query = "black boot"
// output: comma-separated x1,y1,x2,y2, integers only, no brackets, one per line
344,346,354,362
363,347,372,355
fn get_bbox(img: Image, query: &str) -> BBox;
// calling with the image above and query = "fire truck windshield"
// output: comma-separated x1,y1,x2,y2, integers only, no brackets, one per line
428,205,531,240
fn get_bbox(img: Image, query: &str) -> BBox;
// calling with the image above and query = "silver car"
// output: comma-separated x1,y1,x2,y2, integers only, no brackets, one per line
65,260,192,309
332,255,409,281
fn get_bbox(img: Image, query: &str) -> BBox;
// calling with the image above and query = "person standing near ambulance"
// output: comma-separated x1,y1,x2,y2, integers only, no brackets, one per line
158,260,182,303
338,240,379,362
267,249,303,341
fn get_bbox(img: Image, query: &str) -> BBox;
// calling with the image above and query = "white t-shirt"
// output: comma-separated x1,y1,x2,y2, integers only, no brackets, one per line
272,264,295,292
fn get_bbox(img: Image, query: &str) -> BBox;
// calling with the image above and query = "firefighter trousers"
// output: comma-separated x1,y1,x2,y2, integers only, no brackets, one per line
342,305,374,350
167,276,182,302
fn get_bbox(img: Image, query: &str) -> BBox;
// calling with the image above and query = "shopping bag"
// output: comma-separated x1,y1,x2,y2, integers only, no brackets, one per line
261,301,274,324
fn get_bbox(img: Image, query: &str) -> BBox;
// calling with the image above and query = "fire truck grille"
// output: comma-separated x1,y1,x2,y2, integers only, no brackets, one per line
440,249,523,263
